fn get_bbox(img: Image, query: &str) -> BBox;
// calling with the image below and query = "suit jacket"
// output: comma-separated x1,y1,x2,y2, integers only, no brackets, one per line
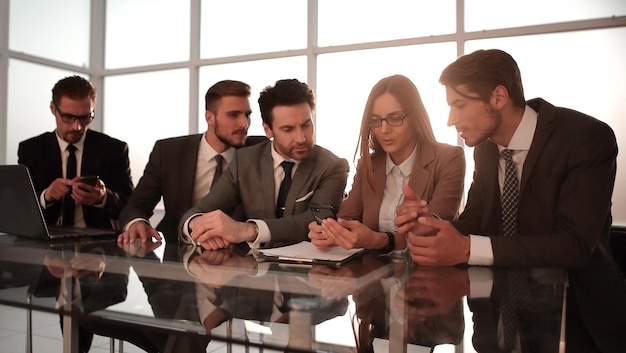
454,98,618,268
118,134,269,244
119,134,203,242
454,98,626,351
338,142,465,231
180,140,349,247
17,130,133,229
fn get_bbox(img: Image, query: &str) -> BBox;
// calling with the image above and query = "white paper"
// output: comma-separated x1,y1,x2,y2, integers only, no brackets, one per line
258,241,363,262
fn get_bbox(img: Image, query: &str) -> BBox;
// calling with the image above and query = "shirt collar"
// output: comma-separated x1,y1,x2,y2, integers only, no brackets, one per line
55,130,86,151
270,141,301,170
385,145,417,177
499,105,537,153
199,132,235,163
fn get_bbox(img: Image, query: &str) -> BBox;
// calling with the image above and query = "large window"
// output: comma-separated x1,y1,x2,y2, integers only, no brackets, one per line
105,0,190,69
104,69,190,183
2,0,625,224
8,0,90,67
200,0,307,58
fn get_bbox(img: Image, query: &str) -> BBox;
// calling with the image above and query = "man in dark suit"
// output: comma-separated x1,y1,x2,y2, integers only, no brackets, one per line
18,75,133,230
395,49,626,352
180,78,349,250
116,80,262,246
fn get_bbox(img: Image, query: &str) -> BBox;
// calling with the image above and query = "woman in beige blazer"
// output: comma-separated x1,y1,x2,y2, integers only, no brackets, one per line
308,75,465,253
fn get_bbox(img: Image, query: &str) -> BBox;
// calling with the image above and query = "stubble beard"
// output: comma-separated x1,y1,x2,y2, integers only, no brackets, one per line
215,120,247,148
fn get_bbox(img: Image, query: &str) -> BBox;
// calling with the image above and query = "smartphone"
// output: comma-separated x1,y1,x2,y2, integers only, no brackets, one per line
79,175,100,186
310,204,337,225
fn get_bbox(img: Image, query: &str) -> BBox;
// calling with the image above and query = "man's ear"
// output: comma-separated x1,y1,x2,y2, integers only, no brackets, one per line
50,101,56,116
491,85,509,109
205,110,215,127
262,122,273,139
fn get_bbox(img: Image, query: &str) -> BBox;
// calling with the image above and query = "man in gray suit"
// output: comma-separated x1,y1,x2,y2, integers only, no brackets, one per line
117,80,255,245
180,79,349,250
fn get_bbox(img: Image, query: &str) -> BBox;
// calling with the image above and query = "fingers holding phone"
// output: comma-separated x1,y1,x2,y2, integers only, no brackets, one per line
72,175,106,205
308,204,338,249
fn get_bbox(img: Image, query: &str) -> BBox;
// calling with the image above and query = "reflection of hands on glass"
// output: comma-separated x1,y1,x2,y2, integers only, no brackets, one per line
307,265,359,299
189,249,256,288
118,237,162,258
396,266,469,320
69,254,105,280
203,306,231,332
43,251,70,278
43,250,105,280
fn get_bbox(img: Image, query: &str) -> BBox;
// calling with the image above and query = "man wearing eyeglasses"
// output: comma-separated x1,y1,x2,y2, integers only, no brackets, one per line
17,75,133,231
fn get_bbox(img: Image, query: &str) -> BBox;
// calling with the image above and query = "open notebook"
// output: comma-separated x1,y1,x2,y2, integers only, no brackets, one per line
254,241,367,267
0,164,118,240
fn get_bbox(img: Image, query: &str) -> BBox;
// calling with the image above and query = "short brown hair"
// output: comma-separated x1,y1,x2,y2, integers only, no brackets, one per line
205,80,251,112
51,76,96,105
439,49,526,107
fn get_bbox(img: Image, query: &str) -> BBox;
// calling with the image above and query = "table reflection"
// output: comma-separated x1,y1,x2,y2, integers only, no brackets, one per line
5,232,624,353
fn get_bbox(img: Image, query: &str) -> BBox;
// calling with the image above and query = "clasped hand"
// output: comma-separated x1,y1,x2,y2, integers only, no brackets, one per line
190,210,253,250
394,185,470,266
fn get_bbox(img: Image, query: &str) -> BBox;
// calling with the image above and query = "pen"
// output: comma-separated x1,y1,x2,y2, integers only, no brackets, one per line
278,256,314,264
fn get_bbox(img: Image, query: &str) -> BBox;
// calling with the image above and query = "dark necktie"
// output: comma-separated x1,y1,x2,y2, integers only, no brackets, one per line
211,154,224,189
501,149,519,237
276,161,294,218
63,144,77,226
501,269,531,351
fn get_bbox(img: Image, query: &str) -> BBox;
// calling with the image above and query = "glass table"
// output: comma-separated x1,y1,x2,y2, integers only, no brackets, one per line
0,234,569,353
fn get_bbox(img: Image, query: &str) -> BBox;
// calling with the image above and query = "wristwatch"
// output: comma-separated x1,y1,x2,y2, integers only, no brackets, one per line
377,231,395,254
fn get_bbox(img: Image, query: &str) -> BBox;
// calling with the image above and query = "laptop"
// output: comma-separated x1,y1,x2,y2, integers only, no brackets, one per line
0,164,118,240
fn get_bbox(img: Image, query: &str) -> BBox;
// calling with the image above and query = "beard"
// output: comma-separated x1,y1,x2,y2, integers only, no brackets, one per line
214,119,247,148
485,104,503,128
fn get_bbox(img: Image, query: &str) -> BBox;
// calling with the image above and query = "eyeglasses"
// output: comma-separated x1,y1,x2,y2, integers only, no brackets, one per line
54,103,94,124
369,114,407,127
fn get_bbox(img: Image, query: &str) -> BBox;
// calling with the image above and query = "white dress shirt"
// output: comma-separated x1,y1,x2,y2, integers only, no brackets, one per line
468,105,538,265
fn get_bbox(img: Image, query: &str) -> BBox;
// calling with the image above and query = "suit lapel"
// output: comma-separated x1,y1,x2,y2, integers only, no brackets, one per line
81,130,97,176
180,134,203,208
259,143,278,214
479,140,503,233
407,144,436,198
521,99,557,195
370,154,386,212
282,146,322,215
45,131,63,179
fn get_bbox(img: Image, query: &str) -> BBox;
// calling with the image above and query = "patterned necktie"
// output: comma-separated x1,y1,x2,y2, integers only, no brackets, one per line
501,149,519,237
501,268,531,350
63,144,77,226
211,154,224,189
276,161,294,218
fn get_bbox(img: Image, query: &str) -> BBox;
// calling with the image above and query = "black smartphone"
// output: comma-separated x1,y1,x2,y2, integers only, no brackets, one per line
310,204,337,225
79,175,100,186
